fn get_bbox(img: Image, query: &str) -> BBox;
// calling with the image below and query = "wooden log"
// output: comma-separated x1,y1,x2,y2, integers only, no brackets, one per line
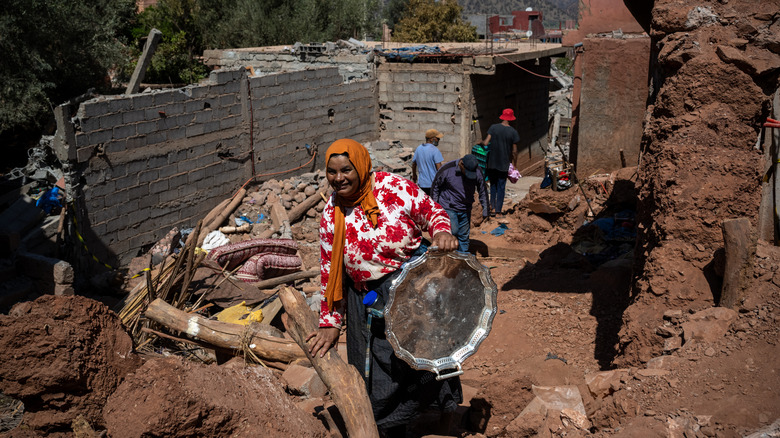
219,224,251,234
202,198,231,230
198,188,247,245
279,286,379,438
144,298,306,363
288,193,323,223
249,269,319,290
720,217,757,309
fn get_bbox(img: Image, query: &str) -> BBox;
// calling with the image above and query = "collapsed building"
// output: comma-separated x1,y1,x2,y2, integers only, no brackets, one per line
11,40,566,271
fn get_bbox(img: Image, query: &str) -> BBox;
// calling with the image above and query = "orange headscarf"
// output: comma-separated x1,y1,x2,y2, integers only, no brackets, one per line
324,139,380,310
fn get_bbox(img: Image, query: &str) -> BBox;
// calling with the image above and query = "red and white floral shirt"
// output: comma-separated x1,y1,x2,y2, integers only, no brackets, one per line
319,172,451,328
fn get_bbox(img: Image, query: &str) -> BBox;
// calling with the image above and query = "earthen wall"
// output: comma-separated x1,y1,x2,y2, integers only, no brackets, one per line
575,37,650,176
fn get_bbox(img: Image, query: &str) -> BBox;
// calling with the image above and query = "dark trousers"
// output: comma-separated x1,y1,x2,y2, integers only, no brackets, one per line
345,272,462,431
487,168,508,213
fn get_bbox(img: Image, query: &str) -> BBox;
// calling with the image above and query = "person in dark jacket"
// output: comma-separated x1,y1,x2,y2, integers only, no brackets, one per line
431,154,489,252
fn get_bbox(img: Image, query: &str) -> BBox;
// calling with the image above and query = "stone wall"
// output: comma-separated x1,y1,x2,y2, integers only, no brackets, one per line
55,66,377,266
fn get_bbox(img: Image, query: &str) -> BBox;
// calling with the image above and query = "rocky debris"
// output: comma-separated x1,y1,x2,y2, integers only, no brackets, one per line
282,364,328,399
620,0,780,367
0,295,142,434
104,356,328,438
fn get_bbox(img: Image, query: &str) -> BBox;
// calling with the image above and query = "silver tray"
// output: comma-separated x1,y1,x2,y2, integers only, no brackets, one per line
385,250,498,380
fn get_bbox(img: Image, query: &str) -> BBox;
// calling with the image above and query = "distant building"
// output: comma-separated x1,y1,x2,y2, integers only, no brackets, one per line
465,14,489,39
488,10,544,35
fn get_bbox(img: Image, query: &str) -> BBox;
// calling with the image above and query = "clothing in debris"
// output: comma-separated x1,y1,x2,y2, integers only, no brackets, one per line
431,158,489,252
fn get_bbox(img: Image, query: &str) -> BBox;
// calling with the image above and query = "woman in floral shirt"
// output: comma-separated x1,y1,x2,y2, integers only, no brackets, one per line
307,139,460,437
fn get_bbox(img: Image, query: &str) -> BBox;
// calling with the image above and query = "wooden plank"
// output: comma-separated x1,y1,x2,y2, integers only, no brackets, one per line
279,286,379,438
720,217,756,309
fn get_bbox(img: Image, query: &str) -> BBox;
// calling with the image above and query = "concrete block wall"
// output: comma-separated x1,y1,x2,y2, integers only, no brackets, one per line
377,64,468,161
247,67,378,174
59,66,377,267
471,59,551,171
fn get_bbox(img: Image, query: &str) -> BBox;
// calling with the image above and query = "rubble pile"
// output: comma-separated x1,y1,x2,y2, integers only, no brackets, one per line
504,167,638,257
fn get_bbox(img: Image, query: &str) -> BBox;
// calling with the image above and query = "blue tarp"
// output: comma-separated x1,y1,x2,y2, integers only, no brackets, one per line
377,45,443,61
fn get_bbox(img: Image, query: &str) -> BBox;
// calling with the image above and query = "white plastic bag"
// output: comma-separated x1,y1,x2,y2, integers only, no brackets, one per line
201,230,230,251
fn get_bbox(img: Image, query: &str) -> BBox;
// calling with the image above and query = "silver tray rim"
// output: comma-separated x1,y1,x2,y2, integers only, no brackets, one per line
384,250,498,377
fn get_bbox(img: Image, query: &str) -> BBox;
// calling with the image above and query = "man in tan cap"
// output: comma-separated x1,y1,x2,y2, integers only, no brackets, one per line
412,128,445,195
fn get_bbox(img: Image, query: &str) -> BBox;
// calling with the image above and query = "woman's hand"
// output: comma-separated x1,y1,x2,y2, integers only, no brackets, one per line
432,231,458,252
306,327,340,358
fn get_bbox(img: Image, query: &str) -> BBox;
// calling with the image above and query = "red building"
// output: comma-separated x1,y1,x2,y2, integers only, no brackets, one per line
487,10,545,36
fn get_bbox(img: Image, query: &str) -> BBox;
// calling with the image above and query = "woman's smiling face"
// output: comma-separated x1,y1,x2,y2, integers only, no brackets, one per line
326,154,360,198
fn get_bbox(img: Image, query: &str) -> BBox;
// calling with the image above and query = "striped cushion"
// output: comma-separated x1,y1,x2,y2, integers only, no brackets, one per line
235,253,302,283
206,238,298,271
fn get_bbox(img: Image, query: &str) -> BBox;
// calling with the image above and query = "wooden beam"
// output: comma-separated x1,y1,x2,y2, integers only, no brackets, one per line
279,286,379,438
144,298,306,363
249,269,319,290
126,28,162,95
720,217,757,309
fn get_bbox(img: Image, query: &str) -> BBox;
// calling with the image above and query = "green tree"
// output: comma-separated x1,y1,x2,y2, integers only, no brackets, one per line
0,0,136,135
393,0,477,43
131,0,209,84
383,0,410,29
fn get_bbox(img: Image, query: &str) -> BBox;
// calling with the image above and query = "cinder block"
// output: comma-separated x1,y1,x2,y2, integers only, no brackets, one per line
146,131,167,145
282,364,327,398
131,94,154,109
122,110,145,124
77,146,95,163
166,102,185,115
194,111,213,123
186,124,205,137
138,193,159,210
138,169,159,184
99,113,123,130
168,126,187,140
153,92,174,106
136,120,157,135
105,140,126,154
54,284,75,296
112,124,136,139
149,179,169,194
147,155,168,169
108,98,130,113
220,116,241,130
123,160,146,175
83,100,109,118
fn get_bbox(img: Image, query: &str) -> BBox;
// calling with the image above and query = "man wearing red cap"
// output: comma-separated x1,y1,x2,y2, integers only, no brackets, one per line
480,108,520,216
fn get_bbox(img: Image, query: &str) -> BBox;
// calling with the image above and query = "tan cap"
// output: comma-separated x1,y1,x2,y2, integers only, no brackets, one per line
425,128,444,139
